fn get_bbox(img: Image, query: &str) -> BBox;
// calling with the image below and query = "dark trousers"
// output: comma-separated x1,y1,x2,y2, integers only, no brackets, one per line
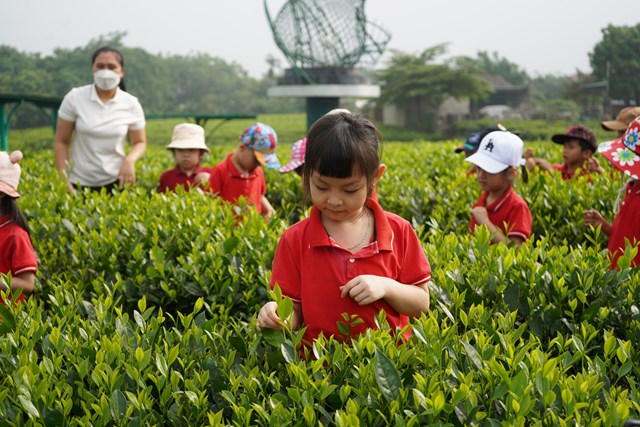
74,181,119,194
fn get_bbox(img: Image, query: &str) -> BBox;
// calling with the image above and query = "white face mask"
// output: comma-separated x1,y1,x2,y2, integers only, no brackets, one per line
93,69,121,91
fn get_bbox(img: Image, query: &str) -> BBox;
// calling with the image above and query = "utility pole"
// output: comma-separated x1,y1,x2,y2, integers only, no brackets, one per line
604,60,611,116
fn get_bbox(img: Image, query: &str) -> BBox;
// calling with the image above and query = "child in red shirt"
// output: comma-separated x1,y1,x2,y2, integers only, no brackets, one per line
465,130,532,246
584,117,640,268
158,123,212,193
257,112,431,345
209,123,277,221
525,125,604,180
0,151,37,303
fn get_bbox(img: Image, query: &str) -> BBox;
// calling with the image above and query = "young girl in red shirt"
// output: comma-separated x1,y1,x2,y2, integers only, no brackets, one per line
584,117,640,268
465,130,532,246
256,112,431,345
0,151,37,303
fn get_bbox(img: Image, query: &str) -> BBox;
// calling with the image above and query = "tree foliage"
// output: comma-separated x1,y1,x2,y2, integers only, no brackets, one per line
454,50,530,86
0,32,303,128
375,44,493,131
590,23,640,104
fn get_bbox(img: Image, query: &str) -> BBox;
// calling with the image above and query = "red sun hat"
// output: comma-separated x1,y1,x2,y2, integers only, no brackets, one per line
598,117,640,179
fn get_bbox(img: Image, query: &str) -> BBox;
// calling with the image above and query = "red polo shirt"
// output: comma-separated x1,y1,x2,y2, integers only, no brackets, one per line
552,163,590,181
209,153,266,212
470,186,532,242
270,198,431,345
158,165,211,193
608,180,640,269
0,215,37,303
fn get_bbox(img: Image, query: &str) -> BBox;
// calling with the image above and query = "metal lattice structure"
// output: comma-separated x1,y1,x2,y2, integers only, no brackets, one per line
264,0,391,74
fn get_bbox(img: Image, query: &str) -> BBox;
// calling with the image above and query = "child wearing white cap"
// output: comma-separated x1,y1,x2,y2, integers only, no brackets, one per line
465,130,532,246
158,123,212,193
0,151,37,302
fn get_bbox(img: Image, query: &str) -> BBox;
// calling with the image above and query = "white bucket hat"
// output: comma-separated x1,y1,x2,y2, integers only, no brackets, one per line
166,123,209,152
465,131,525,173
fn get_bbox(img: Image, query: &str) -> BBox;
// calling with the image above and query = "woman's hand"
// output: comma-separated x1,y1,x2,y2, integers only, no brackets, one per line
117,157,136,187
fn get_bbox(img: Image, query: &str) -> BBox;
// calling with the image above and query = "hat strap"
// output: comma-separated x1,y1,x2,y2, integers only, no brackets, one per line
613,177,633,214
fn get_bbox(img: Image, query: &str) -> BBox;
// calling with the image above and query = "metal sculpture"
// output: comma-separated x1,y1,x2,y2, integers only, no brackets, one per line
264,0,390,83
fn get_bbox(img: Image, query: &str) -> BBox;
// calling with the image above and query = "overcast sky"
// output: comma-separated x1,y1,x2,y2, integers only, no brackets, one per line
2,0,638,79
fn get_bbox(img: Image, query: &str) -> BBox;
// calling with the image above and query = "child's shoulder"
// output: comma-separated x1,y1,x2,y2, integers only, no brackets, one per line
381,209,410,226
0,218,28,240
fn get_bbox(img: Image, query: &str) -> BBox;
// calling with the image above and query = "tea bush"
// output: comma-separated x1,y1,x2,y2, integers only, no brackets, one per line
1,118,638,425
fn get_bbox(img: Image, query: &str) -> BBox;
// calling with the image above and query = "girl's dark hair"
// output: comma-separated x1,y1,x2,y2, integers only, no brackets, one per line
1,196,30,236
520,165,529,184
91,46,127,91
303,112,382,195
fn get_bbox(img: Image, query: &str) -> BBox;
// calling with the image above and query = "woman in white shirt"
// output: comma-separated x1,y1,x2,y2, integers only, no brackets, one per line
54,46,147,193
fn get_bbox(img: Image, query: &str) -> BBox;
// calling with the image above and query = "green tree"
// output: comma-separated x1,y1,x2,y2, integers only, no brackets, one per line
454,50,529,86
590,23,640,105
375,44,493,131
0,33,306,129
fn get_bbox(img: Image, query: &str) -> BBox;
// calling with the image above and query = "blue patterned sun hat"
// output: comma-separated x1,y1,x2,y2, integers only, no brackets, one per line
240,123,278,167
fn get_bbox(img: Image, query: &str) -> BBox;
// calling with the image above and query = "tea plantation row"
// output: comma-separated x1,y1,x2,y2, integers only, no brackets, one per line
1,120,638,426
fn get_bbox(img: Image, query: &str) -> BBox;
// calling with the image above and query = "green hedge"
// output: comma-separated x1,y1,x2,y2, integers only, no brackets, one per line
0,118,638,425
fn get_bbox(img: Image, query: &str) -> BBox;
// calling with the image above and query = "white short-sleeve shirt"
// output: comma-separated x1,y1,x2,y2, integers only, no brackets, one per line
58,84,146,187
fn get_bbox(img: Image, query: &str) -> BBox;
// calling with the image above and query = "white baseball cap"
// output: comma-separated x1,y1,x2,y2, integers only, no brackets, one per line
465,131,525,173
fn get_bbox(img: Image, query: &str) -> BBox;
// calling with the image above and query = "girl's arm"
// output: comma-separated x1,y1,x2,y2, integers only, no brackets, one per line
1,272,35,295
118,128,147,187
256,300,303,330
340,276,430,316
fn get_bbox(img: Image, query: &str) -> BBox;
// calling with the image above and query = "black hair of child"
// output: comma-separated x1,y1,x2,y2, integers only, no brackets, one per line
1,196,30,236
91,45,127,92
577,139,596,154
303,112,382,192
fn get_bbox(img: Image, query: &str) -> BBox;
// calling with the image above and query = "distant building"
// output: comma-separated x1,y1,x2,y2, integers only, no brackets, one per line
379,73,529,133
469,74,529,118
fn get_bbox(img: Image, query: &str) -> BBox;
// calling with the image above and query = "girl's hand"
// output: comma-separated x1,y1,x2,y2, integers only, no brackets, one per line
583,209,612,235
586,157,605,174
195,172,211,186
340,275,388,306
263,204,276,222
471,206,490,224
524,148,535,159
256,301,283,330
117,157,136,187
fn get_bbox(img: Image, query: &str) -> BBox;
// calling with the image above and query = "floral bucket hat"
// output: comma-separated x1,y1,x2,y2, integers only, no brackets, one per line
598,117,640,179
240,123,278,167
